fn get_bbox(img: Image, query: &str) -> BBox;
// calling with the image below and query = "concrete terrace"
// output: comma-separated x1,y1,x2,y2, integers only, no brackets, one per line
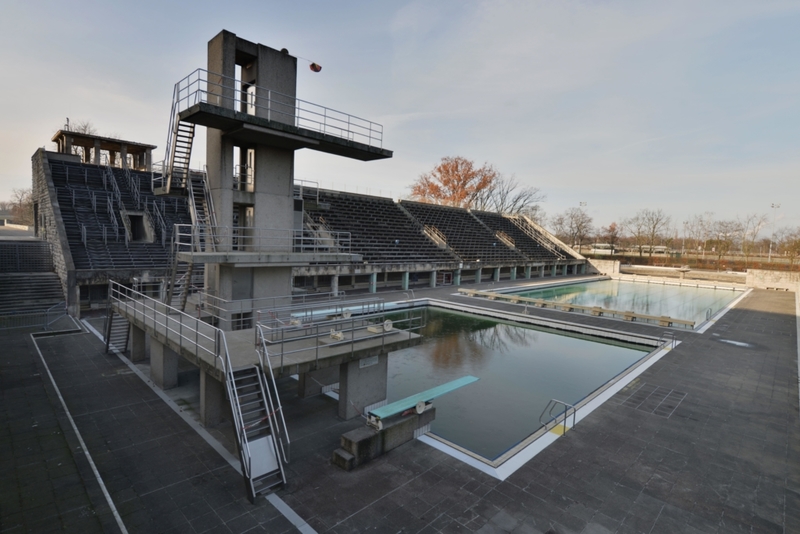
1,277,799,533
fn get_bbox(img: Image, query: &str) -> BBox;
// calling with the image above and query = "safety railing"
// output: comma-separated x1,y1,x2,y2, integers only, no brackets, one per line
256,326,291,463
539,399,577,435
108,280,230,375
0,302,67,331
233,165,253,192
293,179,319,203
508,215,567,260
172,68,384,148
256,300,425,373
658,331,677,349
172,224,351,255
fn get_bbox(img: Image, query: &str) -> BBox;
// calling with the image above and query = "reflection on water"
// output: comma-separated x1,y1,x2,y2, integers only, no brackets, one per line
518,280,740,325
388,309,647,460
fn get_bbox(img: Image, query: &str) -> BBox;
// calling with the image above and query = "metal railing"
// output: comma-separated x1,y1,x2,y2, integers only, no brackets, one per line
173,68,384,148
172,224,351,255
0,302,67,331
659,332,677,349
108,280,230,374
256,327,291,463
509,215,567,260
256,299,425,373
539,399,577,435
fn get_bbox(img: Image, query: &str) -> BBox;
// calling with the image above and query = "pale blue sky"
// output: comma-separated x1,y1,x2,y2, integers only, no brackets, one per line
1,0,798,231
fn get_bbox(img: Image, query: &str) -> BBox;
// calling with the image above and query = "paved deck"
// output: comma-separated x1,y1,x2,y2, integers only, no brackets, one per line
2,277,798,533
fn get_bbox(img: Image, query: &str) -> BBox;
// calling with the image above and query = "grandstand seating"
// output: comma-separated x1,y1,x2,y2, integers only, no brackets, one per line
470,210,567,262
48,160,190,270
399,201,527,264
304,190,459,264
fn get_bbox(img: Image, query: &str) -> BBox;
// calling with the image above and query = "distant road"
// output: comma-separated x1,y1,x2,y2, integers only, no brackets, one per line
0,226,35,239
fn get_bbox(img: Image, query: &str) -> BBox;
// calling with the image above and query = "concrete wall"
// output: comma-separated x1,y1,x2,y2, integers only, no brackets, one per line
32,149,77,315
587,259,620,275
746,269,800,290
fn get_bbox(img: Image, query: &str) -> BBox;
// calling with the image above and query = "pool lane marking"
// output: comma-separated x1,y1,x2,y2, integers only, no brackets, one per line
31,332,129,534
82,320,317,534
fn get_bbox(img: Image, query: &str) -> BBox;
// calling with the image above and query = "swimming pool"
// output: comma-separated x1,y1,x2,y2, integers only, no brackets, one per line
515,279,743,327
387,308,650,461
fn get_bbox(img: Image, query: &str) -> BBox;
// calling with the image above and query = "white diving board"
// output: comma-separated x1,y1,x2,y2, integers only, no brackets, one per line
367,376,479,429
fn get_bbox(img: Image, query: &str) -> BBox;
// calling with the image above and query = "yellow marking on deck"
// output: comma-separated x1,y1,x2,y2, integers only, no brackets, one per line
549,425,571,436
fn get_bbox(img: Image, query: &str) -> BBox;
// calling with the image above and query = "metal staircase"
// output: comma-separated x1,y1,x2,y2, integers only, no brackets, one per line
228,326,290,502
155,84,196,195
104,311,130,354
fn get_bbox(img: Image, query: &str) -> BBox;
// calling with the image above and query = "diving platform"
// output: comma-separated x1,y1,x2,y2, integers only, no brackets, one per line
179,102,392,161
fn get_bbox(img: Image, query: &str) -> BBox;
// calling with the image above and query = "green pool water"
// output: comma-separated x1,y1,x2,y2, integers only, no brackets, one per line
516,279,741,326
387,308,648,460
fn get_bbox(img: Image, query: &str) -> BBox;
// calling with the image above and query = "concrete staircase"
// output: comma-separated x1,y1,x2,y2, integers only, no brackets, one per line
0,272,64,315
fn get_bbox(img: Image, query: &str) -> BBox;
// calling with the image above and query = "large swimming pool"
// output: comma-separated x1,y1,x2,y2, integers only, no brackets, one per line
515,279,742,327
387,308,649,461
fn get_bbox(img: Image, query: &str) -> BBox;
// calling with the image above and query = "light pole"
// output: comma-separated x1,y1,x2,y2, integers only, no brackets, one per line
768,203,780,262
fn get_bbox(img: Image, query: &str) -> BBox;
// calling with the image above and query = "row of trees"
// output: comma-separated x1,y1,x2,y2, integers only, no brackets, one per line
0,188,33,226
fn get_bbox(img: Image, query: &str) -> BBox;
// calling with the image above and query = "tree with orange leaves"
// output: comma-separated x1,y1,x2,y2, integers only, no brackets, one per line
410,156,498,208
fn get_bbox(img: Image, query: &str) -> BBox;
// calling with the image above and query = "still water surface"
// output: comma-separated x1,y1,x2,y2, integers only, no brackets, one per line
517,279,741,326
387,309,648,460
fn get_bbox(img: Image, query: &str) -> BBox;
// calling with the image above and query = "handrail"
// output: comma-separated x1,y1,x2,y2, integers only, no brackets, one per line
256,326,291,463
539,399,576,435
171,68,384,148
508,215,566,260
172,224,351,255
658,332,677,349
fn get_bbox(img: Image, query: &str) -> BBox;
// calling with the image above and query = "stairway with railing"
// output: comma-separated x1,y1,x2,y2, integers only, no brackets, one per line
107,280,289,501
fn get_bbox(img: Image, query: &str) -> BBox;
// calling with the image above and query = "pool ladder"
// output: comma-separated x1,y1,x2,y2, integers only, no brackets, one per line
659,332,677,349
539,399,577,435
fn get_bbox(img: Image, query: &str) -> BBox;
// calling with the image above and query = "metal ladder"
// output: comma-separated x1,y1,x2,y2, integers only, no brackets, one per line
539,399,577,435
156,85,196,195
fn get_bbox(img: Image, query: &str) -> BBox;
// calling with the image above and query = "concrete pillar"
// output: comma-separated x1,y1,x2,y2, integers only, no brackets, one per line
331,274,339,296
454,269,461,286
475,268,482,284
200,369,226,426
493,268,500,282
525,266,532,279
120,144,128,169
581,263,587,274
401,272,409,290
150,338,179,390
510,267,517,281
298,366,339,398
552,264,557,277
369,272,377,293
430,271,437,288
130,324,146,362
540,266,545,278
339,353,388,420
93,140,101,165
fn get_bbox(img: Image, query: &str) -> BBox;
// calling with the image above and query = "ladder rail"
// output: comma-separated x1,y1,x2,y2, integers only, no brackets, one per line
257,325,291,464
539,398,577,435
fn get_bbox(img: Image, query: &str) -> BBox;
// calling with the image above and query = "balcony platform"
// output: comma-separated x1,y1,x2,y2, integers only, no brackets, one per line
179,103,392,161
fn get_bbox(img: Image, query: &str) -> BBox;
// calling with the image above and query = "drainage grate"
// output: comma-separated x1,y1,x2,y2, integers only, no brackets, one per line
618,382,686,418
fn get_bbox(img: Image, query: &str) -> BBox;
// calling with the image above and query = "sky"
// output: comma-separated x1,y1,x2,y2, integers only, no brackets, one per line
1,0,798,233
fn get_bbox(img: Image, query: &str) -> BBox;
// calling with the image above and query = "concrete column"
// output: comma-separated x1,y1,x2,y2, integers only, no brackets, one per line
540,266,545,278
130,324,146,362
150,338,179,389
331,274,339,296
475,268,482,284
552,264,557,277
298,366,339,398
200,369,226,426
581,263,587,274
120,144,128,169
510,267,517,281
430,271,437,288
338,353,388,420
525,266,532,279
145,149,152,172
369,272,377,293
454,269,461,286
493,268,500,282
401,272,409,290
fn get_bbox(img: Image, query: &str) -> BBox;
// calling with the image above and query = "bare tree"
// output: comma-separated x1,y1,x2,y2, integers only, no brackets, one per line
623,213,647,256
10,188,33,226
642,209,671,257
684,212,715,257
713,220,741,264
554,207,593,252
473,174,545,217
599,222,623,253
70,119,97,135
780,227,800,271
738,213,768,267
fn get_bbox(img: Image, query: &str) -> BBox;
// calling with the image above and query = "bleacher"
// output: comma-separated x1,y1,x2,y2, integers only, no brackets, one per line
304,190,459,264
48,160,190,270
399,201,527,264
470,210,566,262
